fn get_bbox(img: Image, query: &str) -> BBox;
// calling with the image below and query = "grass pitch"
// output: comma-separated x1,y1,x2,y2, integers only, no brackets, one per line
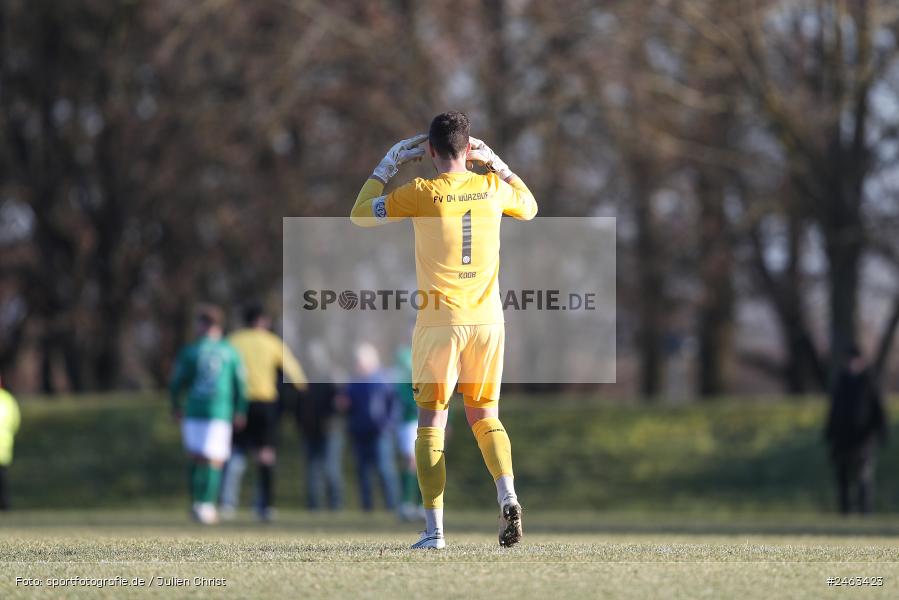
1,510,898,599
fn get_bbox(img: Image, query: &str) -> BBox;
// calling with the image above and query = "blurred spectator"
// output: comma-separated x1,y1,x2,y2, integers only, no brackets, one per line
296,382,345,510
170,304,247,525
0,375,21,510
221,303,308,522
393,346,423,521
824,346,889,515
345,344,400,511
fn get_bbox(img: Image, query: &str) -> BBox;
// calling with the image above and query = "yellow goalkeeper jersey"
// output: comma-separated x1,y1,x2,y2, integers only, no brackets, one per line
228,328,308,401
354,171,537,326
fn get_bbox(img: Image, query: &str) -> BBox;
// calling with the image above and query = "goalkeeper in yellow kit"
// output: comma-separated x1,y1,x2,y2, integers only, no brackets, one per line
351,111,537,548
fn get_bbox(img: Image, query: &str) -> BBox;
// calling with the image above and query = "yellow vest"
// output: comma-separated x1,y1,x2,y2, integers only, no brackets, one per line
228,329,308,401
0,389,21,466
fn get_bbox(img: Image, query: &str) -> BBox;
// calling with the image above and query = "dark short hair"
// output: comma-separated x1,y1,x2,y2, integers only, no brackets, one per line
243,301,265,326
428,111,470,159
196,303,224,328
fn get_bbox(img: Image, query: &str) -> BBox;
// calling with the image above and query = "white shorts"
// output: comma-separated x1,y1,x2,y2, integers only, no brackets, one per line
182,418,232,462
396,421,417,458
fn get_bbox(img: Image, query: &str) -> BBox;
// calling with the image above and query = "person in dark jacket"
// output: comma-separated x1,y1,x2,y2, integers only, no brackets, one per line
824,346,888,515
296,381,344,510
345,343,400,511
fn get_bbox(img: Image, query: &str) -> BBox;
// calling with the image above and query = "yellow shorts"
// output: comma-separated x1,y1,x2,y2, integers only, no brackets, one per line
412,323,504,411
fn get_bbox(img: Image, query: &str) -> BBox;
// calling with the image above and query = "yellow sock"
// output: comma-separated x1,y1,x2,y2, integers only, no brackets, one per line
471,417,513,480
415,427,446,509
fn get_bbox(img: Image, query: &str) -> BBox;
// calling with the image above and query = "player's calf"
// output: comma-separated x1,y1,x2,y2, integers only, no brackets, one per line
469,412,523,547
413,425,446,545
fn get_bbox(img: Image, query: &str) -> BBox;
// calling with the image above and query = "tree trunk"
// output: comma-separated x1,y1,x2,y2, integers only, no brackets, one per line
63,331,86,393
746,213,827,393
695,170,733,398
481,0,511,146
93,316,122,390
826,234,861,380
633,160,663,399
40,333,55,395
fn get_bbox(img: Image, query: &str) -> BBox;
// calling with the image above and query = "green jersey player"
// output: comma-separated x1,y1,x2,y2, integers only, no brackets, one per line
170,304,248,524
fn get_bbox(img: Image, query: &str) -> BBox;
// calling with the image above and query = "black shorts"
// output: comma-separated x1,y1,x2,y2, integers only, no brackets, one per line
234,401,281,450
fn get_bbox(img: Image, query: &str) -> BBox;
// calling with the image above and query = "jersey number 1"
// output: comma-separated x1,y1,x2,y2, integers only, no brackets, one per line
461,209,472,265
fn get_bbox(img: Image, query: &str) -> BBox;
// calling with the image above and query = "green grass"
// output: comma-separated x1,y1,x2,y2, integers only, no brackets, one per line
5,394,899,597
9,392,899,512
2,510,899,599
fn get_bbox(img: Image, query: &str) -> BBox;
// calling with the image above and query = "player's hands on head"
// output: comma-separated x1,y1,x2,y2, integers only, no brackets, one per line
466,137,492,166
372,133,428,183
467,137,513,180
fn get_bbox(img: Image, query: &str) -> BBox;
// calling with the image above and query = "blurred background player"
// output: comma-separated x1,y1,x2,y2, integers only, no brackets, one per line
221,302,308,522
345,343,400,512
824,346,889,515
0,374,21,511
351,112,537,549
296,380,345,510
170,304,247,525
393,346,423,521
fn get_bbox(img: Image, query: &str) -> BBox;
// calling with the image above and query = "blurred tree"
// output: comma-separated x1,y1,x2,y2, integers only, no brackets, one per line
671,0,899,391
0,0,158,391
3,0,899,397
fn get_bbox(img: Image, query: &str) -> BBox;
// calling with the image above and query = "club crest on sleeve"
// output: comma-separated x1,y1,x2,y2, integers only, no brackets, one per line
372,196,388,221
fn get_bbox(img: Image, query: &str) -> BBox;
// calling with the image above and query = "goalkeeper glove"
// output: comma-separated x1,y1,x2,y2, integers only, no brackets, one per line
467,137,514,180
372,134,428,183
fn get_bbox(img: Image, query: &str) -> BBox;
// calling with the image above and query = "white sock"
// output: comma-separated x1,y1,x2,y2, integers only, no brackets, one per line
424,508,443,536
496,475,517,506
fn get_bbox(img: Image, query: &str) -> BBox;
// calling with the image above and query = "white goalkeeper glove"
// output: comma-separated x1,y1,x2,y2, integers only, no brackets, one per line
372,134,428,183
467,137,513,180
